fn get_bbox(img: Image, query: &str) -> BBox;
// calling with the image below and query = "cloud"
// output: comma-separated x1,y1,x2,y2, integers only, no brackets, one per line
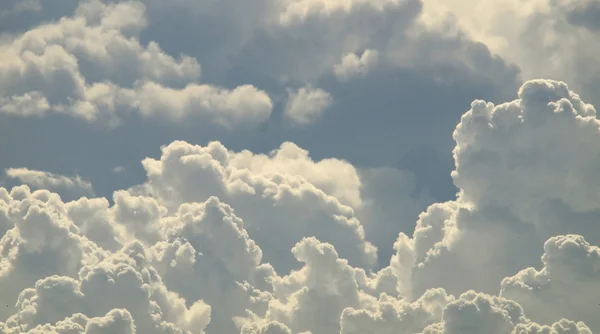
2,81,600,331
1,309,137,334
284,87,333,125
3,0,600,333
421,0,600,108
0,111,597,334
279,0,406,25
0,0,525,210
0,0,272,127
333,50,379,81
134,82,272,127
5,167,94,197
501,234,600,331
137,140,377,272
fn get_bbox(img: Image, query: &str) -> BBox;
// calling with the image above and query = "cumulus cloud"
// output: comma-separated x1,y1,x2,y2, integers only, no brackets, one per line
0,0,272,127
3,0,600,333
501,234,600,331
3,78,600,332
5,168,94,197
0,0,525,211
137,140,377,272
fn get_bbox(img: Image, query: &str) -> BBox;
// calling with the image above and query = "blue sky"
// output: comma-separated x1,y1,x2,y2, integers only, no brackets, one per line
1,0,600,333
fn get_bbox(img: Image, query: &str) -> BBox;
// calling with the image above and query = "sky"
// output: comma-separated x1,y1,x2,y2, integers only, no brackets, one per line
1,0,600,333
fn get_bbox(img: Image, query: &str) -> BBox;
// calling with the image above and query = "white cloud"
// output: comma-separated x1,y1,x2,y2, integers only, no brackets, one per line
2,95,600,331
379,79,600,302
501,234,600,331
138,140,377,272
2,0,600,333
284,87,333,125
0,0,272,127
133,82,273,127
6,167,94,197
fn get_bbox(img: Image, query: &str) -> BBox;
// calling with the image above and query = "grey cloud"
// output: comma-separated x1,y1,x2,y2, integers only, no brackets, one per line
565,0,600,31
283,87,333,125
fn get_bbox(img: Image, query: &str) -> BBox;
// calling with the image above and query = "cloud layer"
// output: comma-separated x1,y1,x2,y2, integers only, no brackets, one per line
2,0,600,333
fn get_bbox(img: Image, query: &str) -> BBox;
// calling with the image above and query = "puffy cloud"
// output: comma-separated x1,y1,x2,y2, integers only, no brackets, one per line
237,236,385,334
513,319,592,334
0,186,209,333
138,140,377,272
384,79,600,303
501,235,600,331
133,82,272,126
146,197,273,333
0,186,106,320
3,88,600,332
3,244,211,333
0,0,272,127
0,143,424,332
0,0,525,212
1,309,136,334
5,168,94,198
422,292,528,334
284,87,333,125
240,321,293,334
4,0,600,332
340,288,453,333
238,236,592,334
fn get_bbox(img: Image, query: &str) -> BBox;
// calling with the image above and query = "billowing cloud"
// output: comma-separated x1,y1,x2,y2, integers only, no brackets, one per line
3,0,600,333
137,140,377,272
501,234,600,331
3,78,600,333
0,0,272,127
0,0,525,210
